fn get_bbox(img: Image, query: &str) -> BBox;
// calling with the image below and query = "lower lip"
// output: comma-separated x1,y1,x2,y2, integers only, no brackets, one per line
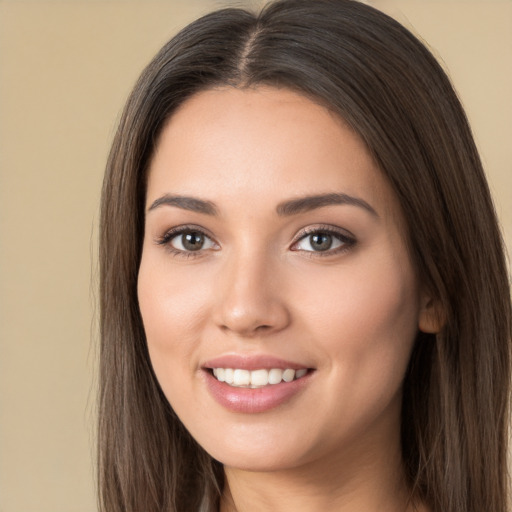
203,370,312,413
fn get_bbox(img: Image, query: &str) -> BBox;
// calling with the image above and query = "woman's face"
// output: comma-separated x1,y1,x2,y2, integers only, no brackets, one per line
138,87,429,473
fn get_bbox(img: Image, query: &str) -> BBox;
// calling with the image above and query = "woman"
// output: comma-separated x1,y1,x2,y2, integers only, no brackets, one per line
98,1,511,511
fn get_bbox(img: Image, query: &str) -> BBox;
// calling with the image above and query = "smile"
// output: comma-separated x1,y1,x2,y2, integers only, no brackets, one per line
212,368,308,388
203,355,314,412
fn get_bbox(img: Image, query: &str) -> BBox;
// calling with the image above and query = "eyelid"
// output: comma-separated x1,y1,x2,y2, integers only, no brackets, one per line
155,224,219,256
290,224,356,255
153,223,355,258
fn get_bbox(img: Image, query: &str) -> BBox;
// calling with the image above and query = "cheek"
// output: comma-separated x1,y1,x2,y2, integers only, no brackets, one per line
295,248,420,378
287,251,420,444
137,257,213,387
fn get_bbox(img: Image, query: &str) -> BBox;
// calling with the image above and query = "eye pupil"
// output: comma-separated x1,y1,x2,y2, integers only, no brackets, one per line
182,232,204,251
310,233,332,251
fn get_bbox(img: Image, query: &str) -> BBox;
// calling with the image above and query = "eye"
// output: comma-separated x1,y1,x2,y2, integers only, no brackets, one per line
156,226,218,255
171,230,215,251
292,227,355,254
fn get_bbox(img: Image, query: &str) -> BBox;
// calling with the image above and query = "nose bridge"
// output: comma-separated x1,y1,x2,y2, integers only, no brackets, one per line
215,243,289,336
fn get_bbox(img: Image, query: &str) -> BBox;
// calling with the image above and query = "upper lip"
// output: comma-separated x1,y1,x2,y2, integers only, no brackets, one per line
202,354,312,371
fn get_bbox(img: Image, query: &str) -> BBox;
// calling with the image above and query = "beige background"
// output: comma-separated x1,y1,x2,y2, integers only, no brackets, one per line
0,1,510,511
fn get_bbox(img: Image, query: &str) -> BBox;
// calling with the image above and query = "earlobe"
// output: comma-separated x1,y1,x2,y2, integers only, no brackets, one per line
418,295,446,334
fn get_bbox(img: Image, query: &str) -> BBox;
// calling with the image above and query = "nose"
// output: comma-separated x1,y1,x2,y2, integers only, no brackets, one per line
213,249,290,338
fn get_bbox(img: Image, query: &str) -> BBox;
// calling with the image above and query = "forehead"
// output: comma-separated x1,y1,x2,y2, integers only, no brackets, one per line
147,86,400,220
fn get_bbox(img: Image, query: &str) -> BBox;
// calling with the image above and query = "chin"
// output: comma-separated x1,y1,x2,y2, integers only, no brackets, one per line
212,448,307,473
188,420,325,474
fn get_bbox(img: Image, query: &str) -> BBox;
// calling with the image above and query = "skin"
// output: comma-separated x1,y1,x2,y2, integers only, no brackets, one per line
138,86,436,511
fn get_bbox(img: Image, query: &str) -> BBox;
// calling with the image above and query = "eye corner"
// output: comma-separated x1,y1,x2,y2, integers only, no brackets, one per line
291,225,357,256
154,224,219,258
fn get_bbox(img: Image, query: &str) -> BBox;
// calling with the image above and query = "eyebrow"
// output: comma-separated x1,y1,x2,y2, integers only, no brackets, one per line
276,193,378,217
147,192,377,217
148,194,218,215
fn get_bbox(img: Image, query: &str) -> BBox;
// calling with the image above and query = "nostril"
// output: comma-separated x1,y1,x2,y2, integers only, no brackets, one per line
215,295,291,336
255,324,272,332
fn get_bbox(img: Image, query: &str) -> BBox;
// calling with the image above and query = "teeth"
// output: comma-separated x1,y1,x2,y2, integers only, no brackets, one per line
268,368,283,385
211,368,308,387
233,369,250,386
224,368,234,384
282,369,295,382
251,369,269,386
295,369,307,378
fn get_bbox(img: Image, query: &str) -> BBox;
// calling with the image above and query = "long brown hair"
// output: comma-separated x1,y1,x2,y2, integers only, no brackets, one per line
99,1,511,510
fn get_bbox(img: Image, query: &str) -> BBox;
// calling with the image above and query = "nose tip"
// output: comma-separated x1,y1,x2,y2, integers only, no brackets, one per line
218,305,289,337
214,259,290,337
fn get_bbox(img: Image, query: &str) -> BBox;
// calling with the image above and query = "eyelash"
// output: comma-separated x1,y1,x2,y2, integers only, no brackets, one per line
155,225,218,259
291,225,356,257
155,224,356,258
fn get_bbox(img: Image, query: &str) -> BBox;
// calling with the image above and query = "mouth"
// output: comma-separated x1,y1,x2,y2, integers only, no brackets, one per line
202,355,314,412
209,367,309,388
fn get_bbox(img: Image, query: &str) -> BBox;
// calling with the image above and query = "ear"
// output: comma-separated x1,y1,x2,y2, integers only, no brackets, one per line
418,293,446,334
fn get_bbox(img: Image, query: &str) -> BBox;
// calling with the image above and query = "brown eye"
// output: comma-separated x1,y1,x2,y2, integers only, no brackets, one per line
169,230,216,252
292,227,356,255
181,232,204,251
308,233,333,251
296,231,340,252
